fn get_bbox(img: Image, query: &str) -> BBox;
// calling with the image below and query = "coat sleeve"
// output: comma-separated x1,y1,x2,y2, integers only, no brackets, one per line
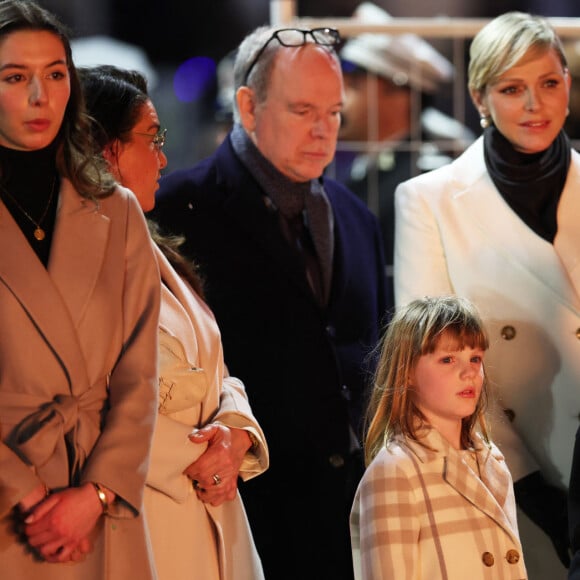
213,375,269,480
351,451,420,580
80,193,161,517
144,377,268,501
146,327,268,499
393,177,453,306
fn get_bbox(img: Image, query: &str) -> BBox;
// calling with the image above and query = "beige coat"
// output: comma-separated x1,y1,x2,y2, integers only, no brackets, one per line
144,247,268,580
0,181,160,579
351,428,526,580
394,136,580,578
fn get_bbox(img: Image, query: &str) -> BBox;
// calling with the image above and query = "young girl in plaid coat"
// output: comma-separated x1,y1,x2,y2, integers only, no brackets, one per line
350,296,527,579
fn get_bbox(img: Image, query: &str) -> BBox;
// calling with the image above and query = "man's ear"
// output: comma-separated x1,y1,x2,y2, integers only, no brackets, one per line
236,86,257,133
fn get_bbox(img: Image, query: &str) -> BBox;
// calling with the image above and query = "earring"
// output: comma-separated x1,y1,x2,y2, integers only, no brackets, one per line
480,116,491,129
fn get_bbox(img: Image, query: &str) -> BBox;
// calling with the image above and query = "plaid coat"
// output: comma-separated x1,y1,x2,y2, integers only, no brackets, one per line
350,428,527,579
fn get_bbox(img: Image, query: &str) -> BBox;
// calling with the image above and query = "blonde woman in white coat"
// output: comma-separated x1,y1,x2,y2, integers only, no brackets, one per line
79,65,269,580
394,12,576,579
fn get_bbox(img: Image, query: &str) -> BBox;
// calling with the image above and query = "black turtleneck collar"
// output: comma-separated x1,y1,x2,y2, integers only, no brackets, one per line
0,139,58,196
483,125,570,243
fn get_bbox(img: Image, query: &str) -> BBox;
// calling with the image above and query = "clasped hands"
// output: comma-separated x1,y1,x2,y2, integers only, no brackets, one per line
184,423,253,507
15,425,254,562
17,481,107,563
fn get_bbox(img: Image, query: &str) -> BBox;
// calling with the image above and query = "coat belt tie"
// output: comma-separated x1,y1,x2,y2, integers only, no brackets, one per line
0,385,107,485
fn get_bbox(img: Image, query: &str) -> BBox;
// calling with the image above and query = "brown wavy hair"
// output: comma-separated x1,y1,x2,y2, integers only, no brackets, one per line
364,295,491,465
0,0,115,198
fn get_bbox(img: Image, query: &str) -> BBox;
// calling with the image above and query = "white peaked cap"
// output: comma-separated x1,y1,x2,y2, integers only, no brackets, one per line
340,2,454,94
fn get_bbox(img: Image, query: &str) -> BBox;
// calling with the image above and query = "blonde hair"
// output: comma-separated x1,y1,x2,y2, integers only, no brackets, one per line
364,295,490,465
468,11,567,95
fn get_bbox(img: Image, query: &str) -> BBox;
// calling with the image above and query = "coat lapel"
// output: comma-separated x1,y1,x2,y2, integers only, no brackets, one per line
0,179,108,392
408,428,520,545
324,190,345,306
554,152,580,302
157,245,224,425
443,441,519,543
50,179,111,329
157,247,201,366
450,139,580,311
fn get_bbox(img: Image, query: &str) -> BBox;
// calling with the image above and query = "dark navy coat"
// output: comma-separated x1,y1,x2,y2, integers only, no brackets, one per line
151,132,388,580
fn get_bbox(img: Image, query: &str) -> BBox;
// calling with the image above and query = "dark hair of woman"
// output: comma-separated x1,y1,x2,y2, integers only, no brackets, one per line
78,64,205,298
147,219,205,299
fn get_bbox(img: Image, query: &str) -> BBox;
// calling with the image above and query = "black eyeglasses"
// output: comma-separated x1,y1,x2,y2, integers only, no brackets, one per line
243,27,341,86
133,127,167,150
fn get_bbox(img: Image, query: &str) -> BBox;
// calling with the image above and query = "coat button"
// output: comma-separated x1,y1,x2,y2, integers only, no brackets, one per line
325,325,336,338
501,325,516,340
503,408,516,422
482,552,495,567
340,384,352,401
328,454,345,468
505,549,520,564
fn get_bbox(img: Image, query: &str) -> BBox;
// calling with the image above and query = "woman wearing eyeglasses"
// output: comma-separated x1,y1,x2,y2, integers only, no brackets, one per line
80,66,168,212
79,64,268,580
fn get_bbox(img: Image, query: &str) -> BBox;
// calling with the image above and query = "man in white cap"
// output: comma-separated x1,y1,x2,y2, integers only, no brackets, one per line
332,2,473,305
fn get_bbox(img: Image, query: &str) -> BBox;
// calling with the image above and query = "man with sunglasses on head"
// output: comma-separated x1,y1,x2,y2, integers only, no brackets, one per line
151,25,388,580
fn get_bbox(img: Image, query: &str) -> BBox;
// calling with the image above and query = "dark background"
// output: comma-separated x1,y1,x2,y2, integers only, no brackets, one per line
41,0,580,171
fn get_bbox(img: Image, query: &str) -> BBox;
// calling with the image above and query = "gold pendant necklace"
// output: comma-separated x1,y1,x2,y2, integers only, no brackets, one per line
0,176,57,241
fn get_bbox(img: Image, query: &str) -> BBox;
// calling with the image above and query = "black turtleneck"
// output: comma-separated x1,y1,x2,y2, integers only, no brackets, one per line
0,141,60,266
483,126,571,243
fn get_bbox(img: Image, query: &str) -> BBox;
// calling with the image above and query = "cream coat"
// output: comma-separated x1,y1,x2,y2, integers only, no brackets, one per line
0,180,160,579
351,428,526,580
394,136,580,578
144,247,268,580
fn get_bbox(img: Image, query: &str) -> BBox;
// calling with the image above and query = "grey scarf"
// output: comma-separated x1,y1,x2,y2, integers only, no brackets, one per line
231,124,334,304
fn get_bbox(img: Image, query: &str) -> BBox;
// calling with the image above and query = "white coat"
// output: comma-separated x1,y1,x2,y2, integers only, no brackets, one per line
143,246,269,580
394,136,580,579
